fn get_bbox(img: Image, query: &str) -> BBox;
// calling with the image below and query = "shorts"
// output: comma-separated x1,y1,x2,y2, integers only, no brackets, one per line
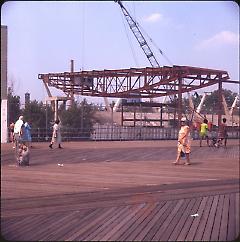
200,132,208,138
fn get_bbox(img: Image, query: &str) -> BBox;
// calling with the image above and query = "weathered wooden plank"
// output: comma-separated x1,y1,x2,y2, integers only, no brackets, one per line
159,198,191,241
236,193,240,239
60,207,117,241
82,206,130,241
41,208,101,241
89,205,135,241
16,212,69,241
100,204,145,241
227,193,236,241
210,194,224,241
152,199,184,241
73,207,122,240
185,196,208,241
109,203,156,241
2,214,46,240
218,194,230,241
201,194,219,241
1,140,239,241
78,206,122,241
144,200,178,241
123,201,165,241
176,197,202,241
168,198,196,241
56,207,110,241
193,196,214,241
27,209,91,241
133,202,168,241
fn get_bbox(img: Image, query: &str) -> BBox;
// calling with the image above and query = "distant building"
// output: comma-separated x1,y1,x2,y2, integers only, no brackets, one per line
25,92,30,105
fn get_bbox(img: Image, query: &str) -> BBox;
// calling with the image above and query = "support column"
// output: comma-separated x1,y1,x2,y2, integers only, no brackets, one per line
70,59,75,107
218,80,223,126
160,104,163,127
54,100,58,121
177,77,183,129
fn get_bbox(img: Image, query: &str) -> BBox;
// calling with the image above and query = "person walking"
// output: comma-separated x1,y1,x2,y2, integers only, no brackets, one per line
217,118,228,147
173,117,191,165
49,119,63,149
199,118,209,147
9,122,15,148
22,121,32,147
13,116,24,164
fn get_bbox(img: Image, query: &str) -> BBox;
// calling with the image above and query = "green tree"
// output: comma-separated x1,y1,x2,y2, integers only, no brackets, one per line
166,89,238,116
60,99,96,129
8,90,21,124
59,99,97,139
22,100,54,129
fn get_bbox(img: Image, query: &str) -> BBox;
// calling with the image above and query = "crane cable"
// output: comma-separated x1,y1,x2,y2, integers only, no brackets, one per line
81,2,85,71
120,5,139,67
137,23,174,66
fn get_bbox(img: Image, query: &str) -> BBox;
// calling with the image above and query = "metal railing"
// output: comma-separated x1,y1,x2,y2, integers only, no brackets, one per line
9,125,240,142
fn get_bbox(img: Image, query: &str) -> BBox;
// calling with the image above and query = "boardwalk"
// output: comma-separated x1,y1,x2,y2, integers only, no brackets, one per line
1,140,239,241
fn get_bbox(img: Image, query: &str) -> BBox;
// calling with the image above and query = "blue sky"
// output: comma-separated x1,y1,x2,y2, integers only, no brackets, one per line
1,1,239,105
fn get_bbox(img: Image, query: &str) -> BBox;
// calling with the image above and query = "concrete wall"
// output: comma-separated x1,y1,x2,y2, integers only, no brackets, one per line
1,26,8,143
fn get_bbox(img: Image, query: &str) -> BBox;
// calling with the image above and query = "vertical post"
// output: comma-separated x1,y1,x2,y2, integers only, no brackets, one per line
160,104,163,127
133,105,136,127
178,77,183,129
110,101,114,140
45,101,48,141
121,102,123,126
218,80,223,127
54,99,58,121
70,59,74,107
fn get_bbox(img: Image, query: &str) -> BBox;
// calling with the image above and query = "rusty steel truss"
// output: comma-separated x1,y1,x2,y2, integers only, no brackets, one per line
38,65,235,98
38,65,239,126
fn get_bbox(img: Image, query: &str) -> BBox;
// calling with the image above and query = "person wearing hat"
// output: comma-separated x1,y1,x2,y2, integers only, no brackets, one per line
173,117,191,165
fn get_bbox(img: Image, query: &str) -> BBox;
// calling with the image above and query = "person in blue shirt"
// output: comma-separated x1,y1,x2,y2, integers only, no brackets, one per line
23,121,32,147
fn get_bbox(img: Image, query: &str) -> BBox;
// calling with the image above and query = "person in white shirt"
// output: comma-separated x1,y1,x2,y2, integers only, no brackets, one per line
14,116,24,164
49,119,63,149
14,116,24,145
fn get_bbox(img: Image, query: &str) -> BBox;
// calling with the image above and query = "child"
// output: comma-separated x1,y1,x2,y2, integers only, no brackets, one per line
18,144,30,166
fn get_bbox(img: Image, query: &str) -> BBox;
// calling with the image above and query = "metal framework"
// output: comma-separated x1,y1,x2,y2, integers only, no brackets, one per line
38,65,238,126
38,65,234,98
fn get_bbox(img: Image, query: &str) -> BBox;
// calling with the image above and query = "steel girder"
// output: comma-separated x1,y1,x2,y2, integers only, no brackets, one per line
38,65,235,98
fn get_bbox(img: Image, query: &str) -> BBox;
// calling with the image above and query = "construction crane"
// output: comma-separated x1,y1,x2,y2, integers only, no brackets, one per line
115,0,160,68
115,0,175,104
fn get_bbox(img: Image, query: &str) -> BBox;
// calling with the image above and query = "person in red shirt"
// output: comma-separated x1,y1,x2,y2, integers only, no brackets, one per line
217,118,228,147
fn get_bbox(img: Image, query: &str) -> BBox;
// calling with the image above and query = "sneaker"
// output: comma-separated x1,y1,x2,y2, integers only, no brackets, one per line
49,144,53,149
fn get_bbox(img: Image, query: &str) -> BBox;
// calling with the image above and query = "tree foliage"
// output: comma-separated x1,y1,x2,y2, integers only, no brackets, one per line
7,91,21,124
167,89,239,115
60,99,96,129
22,100,54,129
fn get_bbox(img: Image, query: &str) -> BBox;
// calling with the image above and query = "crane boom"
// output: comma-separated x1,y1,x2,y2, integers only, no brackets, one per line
115,0,160,68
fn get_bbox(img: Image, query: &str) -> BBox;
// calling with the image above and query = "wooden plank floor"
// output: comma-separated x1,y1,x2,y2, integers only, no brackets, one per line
1,139,239,241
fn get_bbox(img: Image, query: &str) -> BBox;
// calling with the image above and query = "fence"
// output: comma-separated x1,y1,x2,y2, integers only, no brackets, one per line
9,124,240,142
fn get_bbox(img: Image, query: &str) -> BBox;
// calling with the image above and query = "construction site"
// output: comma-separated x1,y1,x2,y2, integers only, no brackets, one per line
1,1,239,241
37,1,239,135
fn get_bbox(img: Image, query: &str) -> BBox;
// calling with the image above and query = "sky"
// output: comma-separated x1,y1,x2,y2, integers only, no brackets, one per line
1,1,239,105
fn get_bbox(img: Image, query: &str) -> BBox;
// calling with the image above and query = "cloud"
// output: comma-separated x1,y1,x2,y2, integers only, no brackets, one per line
143,13,163,23
196,31,239,50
